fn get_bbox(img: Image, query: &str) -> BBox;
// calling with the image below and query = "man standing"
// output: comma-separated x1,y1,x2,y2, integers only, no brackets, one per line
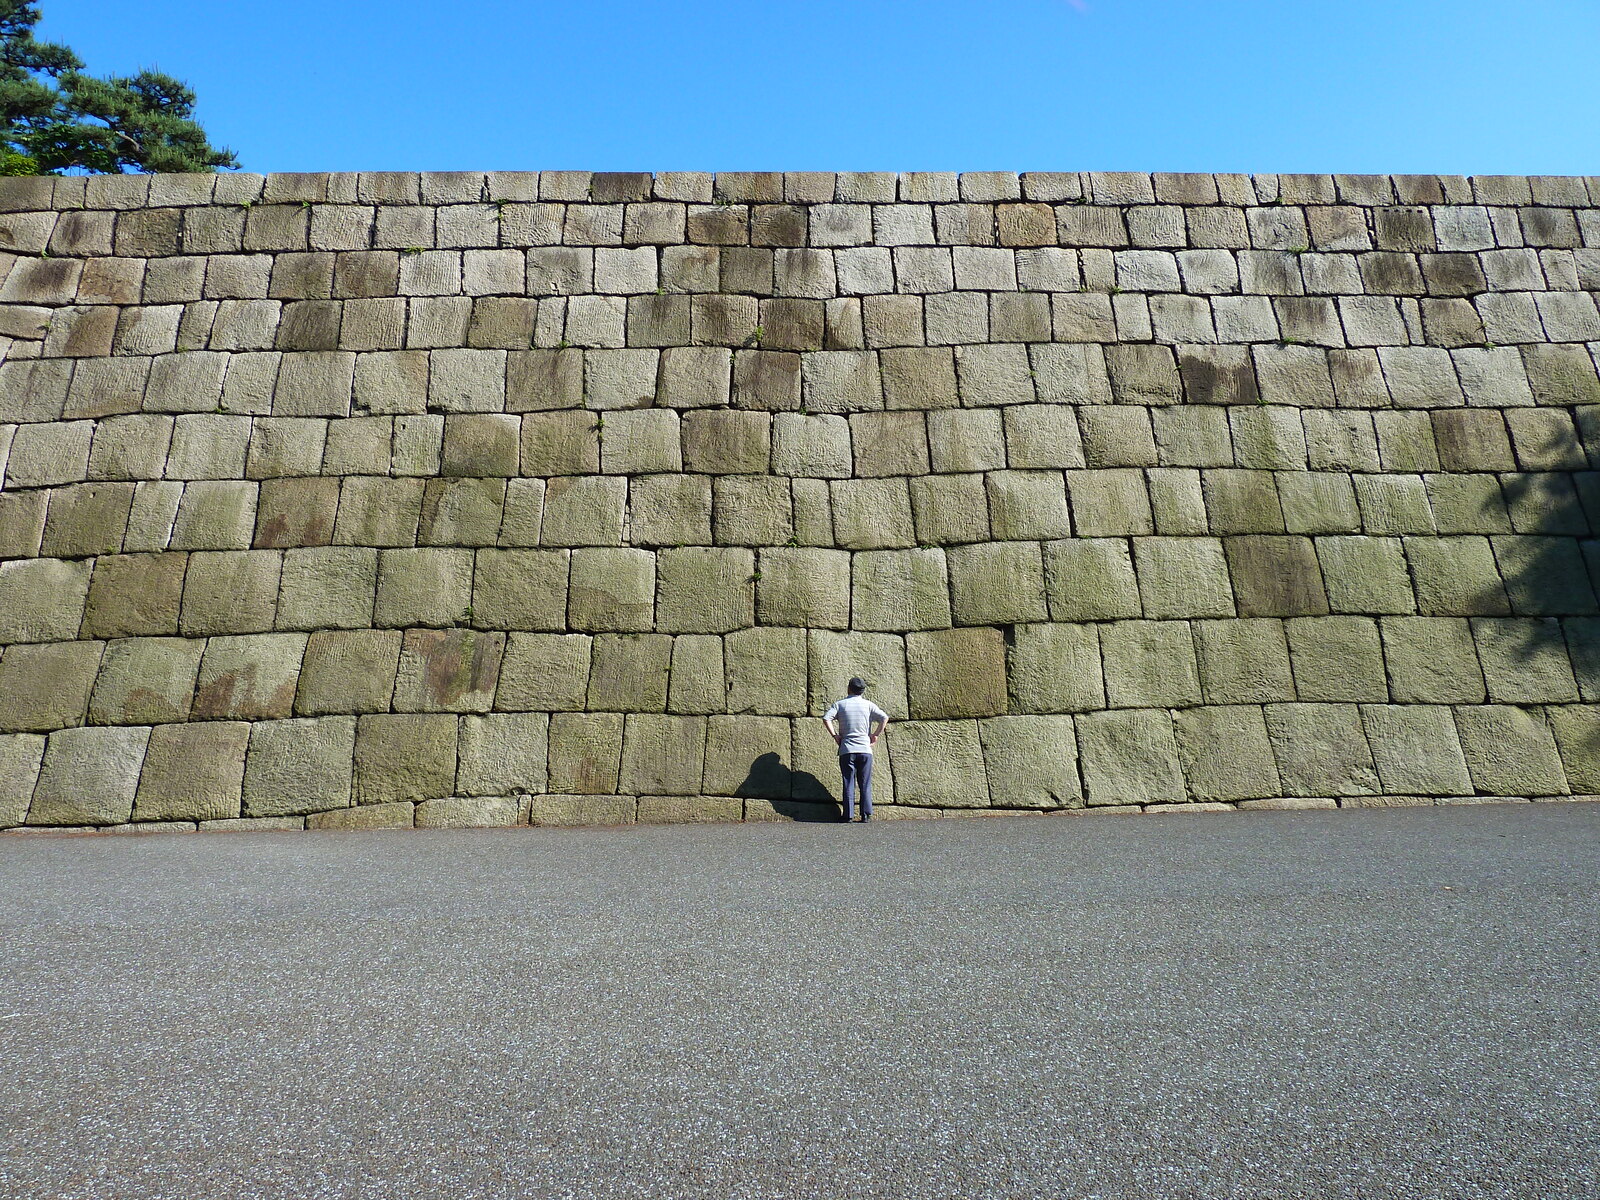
822,677,889,823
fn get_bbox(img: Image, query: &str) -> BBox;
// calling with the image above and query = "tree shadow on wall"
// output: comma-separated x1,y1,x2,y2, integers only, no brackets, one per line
736,752,840,822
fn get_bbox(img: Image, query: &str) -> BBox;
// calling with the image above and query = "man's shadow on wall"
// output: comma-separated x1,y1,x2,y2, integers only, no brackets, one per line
735,752,840,822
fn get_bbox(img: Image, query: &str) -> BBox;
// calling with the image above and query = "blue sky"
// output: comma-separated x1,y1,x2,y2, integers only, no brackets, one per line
41,0,1600,175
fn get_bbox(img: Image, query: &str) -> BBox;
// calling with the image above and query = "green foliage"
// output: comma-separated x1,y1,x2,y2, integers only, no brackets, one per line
0,1,236,175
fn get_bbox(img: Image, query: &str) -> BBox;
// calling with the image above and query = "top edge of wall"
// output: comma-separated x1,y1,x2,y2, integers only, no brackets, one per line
2,171,1598,214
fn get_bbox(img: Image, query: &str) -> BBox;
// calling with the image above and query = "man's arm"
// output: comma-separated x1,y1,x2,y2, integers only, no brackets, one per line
869,711,889,745
823,706,841,746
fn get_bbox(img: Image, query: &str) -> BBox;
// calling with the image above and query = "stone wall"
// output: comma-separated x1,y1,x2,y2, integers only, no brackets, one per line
2,169,1599,832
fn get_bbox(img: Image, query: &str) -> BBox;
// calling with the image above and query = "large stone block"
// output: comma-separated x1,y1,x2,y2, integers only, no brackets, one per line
1316,536,1415,615
419,477,507,547
179,551,282,637
888,720,988,808
947,542,1048,626
526,794,635,826
1379,617,1486,704
702,715,794,798
547,712,624,794
1066,469,1152,537
771,413,852,478
1548,707,1600,794
905,627,1007,719
241,716,357,816
656,547,755,633
520,410,601,475
710,475,790,547
0,558,91,645
724,626,808,716
415,795,524,829
988,471,1071,540
756,548,850,628
88,637,202,725
566,547,654,631
586,633,672,712
81,553,186,639
1453,706,1568,795
0,640,103,733
1132,537,1235,619
308,802,415,831
457,712,548,796
193,633,307,721
1286,616,1388,702
1008,623,1104,714
979,716,1081,808
830,478,916,549
681,410,771,474
469,549,568,631
330,477,424,549
1192,618,1295,704
1077,708,1185,807
1226,536,1329,617
295,629,403,716
1264,703,1379,797
276,547,378,630
1042,539,1141,621
375,548,474,628
1472,617,1579,704
28,725,150,826
132,722,250,822
666,634,724,714
393,629,504,713
253,477,340,548
497,633,592,712
808,630,908,718
1101,620,1203,708
1405,536,1508,616
618,713,707,795
853,548,953,632
0,733,45,828
1174,706,1281,803
630,474,712,547
850,411,930,477
1361,705,1473,795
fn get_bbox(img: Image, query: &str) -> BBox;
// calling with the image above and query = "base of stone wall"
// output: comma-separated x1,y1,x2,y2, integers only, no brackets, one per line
5,793,1598,836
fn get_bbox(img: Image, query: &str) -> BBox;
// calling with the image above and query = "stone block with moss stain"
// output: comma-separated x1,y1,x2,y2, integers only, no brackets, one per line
418,477,507,547
540,476,626,547
28,725,151,826
618,713,707,795
180,550,283,636
356,713,456,805
80,553,186,639
132,722,250,822
1377,617,1485,704
681,410,772,475
193,633,307,721
979,716,1082,808
630,474,712,547
667,635,725,714
905,626,1007,720
946,542,1048,627
331,477,423,547
309,802,416,831
566,548,655,631
1042,539,1140,621
889,720,988,808
1192,619,1295,705
1131,537,1235,620
392,628,504,713
495,633,592,713
1264,703,1379,797
547,712,624,794
586,633,672,712
520,411,600,475
1174,706,1281,803
1007,622,1104,714
1548,707,1600,794
1471,618,1579,704
1453,706,1568,796
1226,536,1329,617
1101,620,1203,708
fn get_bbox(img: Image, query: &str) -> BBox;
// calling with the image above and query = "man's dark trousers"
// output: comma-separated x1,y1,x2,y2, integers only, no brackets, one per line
840,753,873,820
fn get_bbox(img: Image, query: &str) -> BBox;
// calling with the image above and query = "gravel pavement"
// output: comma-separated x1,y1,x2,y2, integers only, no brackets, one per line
2,805,1598,1200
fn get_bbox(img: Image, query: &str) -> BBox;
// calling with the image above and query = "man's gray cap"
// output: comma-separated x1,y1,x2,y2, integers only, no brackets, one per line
848,677,867,692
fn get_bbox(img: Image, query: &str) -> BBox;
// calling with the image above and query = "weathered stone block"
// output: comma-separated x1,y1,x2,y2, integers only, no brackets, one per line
710,475,791,547
1406,536,1508,616
1361,705,1473,795
417,477,506,548
375,548,474,628
296,629,402,716
656,547,754,634
979,716,1081,808
1548,707,1600,794
80,553,186,639
905,627,1007,720
545,712,623,795
522,793,631,826
497,479,547,548
1040,539,1139,622
87,637,201,726
701,715,793,798
1286,616,1388,702
889,720,988,808
926,409,1004,474
1226,536,1329,616
1067,470,1152,537
628,474,711,547
681,410,770,475
1132,537,1234,619
618,713,706,795
0,492,45,559
755,548,850,629
943,542,1047,627
830,478,916,549
497,633,591,712
465,549,566,632
566,547,654,631
392,629,504,713
539,475,624,545
1190,618,1295,705
252,476,340,549
1007,622,1104,713
880,347,957,410
987,471,1071,540
0,640,103,732
457,712,548,797
0,733,45,828
132,722,250,822
599,409,681,476
1077,708,1185,806
808,630,909,718
586,632,671,712
330,477,422,548
276,547,378,630
1472,617,1579,703
307,802,415,831
1101,620,1203,708
663,634,722,715
29,725,150,826
193,633,307,721
1454,706,1568,795
1174,706,1281,803
1265,703,1379,796
415,795,523,829
718,627,804,717
853,548,953,632
440,413,520,478
1379,617,1485,704
1004,406,1085,471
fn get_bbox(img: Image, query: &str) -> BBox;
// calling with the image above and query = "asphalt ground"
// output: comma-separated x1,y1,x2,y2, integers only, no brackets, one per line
1,804,1597,1200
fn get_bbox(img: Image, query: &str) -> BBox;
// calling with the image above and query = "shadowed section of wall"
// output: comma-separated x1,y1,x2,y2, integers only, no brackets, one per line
2,169,1600,832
